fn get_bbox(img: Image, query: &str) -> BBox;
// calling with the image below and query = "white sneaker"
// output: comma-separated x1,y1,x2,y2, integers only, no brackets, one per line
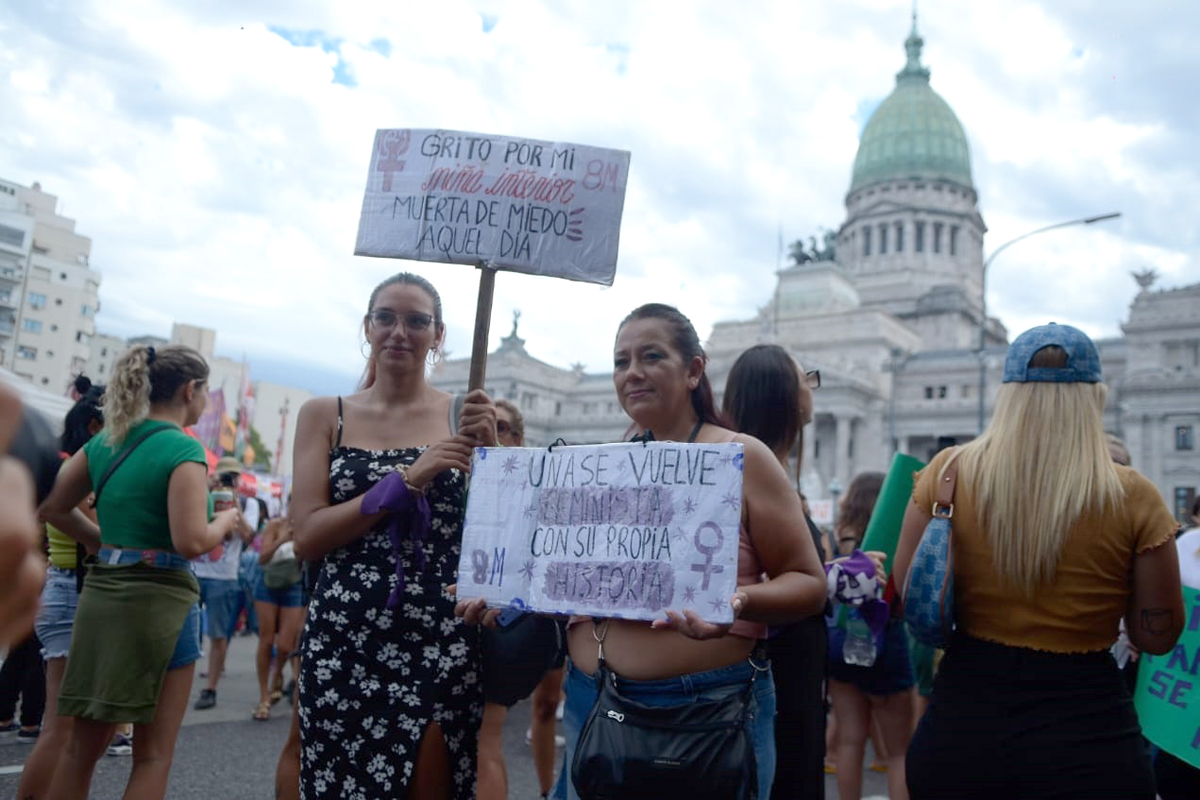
524,727,565,748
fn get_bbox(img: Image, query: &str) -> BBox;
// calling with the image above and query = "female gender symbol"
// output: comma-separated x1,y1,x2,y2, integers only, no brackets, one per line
690,522,725,590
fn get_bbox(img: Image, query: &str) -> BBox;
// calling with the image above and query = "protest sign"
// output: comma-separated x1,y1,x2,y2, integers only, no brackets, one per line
355,129,631,287
1134,585,1200,768
457,441,745,624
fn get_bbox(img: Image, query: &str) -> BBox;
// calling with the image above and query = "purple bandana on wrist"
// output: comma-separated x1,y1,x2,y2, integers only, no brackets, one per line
360,470,433,608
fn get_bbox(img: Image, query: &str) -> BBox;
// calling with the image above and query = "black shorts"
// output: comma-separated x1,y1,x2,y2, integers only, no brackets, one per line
481,615,566,707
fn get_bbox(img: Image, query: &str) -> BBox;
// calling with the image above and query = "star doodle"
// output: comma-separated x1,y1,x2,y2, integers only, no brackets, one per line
683,586,697,604
721,492,740,509
672,527,688,542
501,454,520,475
709,597,728,614
615,458,628,474
519,559,536,582
718,452,733,466
683,496,698,515
523,501,539,519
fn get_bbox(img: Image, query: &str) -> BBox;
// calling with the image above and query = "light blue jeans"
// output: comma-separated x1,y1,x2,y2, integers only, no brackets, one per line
553,654,776,799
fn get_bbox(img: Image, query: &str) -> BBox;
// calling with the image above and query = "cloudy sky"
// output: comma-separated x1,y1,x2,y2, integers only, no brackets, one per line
2,0,1196,394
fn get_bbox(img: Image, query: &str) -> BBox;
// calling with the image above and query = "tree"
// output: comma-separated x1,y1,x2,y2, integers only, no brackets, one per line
245,425,273,471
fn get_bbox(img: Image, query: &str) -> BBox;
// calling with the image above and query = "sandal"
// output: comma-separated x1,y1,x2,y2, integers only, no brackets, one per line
269,677,284,705
252,701,271,721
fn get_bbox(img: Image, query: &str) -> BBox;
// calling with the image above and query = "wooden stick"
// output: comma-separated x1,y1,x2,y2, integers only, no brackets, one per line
467,264,497,392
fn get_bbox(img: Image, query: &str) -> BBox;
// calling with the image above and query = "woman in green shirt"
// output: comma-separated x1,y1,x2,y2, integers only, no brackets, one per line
41,344,242,800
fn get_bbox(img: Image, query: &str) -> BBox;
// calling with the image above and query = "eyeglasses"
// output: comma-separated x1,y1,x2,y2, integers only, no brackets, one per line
805,370,821,390
367,310,434,331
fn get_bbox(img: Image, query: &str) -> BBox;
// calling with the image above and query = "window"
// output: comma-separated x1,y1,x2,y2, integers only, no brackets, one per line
28,292,46,310
937,386,948,399
1176,487,1197,524
915,222,925,253
45,349,53,358
878,224,888,254
81,304,93,317
933,223,943,254
862,226,872,256
894,222,904,252
54,298,62,306
49,324,57,332
0,288,9,304
1177,425,1194,451
21,319,41,333
0,225,24,248
100,347,108,356
16,345,35,360
924,386,934,400
949,226,960,256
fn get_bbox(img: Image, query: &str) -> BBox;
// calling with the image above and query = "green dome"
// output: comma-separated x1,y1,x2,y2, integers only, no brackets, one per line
850,24,973,194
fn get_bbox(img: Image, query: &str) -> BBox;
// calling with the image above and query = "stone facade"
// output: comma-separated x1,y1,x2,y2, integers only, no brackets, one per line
431,25,1200,522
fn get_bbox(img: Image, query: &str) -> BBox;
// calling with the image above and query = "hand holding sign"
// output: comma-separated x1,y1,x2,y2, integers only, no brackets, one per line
456,440,744,625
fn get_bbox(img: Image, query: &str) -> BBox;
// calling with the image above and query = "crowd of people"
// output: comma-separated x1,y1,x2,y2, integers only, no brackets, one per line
0,272,1195,799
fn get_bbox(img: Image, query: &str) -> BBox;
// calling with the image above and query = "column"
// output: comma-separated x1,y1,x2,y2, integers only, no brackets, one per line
836,414,853,487
801,417,817,474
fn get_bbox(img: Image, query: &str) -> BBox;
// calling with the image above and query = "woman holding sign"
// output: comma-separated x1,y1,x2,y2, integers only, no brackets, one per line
291,272,496,800
460,303,827,799
893,323,1183,799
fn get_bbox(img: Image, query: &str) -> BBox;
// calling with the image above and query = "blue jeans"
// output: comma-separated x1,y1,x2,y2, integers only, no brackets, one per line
553,655,776,799
197,577,241,640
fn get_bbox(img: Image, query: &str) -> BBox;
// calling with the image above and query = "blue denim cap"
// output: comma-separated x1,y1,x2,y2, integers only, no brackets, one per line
1002,322,1102,384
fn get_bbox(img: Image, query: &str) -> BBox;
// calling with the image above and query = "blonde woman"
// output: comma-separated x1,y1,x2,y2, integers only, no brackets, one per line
40,345,242,799
894,323,1183,800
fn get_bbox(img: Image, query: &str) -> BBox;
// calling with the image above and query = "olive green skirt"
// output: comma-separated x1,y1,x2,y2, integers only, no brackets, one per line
58,562,199,724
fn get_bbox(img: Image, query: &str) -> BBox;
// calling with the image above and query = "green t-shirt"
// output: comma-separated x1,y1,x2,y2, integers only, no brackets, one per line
83,420,208,551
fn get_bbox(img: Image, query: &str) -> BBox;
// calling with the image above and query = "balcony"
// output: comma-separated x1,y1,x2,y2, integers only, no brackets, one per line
0,318,14,337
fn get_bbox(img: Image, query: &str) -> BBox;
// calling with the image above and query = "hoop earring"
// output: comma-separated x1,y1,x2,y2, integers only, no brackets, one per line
361,341,371,359
426,347,442,367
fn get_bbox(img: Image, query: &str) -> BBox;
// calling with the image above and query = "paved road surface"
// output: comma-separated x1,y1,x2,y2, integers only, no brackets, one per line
0,632,885,798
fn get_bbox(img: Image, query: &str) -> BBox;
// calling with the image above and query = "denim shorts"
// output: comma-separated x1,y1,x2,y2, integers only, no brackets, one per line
35,566,80,659
553,654,776,800
252,571,305,608
197,577,242,640
168,604,202,670
94,548,202,671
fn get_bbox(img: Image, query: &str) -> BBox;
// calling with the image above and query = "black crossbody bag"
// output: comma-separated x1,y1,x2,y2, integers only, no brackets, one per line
74,424,172,592
570,621,759,800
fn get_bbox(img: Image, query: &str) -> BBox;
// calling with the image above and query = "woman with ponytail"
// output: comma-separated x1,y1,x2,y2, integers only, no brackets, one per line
40,344,244,799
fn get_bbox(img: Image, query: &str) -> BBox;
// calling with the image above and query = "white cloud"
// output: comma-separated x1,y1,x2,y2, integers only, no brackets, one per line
1,0,1196,394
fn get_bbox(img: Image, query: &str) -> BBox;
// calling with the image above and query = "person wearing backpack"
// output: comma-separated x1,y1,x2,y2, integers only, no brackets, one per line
251,515,305,721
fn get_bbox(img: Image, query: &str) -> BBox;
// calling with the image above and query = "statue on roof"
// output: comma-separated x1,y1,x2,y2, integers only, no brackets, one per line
1132,268,1158,292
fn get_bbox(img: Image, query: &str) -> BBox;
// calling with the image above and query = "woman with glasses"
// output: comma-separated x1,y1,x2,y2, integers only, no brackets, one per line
40,345,242,799
291,272,497,800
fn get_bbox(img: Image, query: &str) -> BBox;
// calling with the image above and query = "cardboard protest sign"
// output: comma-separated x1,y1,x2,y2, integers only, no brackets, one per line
355,129,630,286
457,441,745,623
1134,585,1200,768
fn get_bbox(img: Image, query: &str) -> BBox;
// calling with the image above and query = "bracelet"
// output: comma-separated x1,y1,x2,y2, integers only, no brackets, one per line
396,464,426,496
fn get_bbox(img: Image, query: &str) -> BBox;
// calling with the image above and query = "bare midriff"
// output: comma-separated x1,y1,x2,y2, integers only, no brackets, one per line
567,618,755,681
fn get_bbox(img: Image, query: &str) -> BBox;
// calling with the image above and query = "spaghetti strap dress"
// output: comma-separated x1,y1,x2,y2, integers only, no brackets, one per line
298,399,482,800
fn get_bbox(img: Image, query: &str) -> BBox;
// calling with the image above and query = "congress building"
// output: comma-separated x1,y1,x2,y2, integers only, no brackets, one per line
433,22,1200,524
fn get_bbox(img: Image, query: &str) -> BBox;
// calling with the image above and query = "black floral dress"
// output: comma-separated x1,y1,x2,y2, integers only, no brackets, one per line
298,437,481,800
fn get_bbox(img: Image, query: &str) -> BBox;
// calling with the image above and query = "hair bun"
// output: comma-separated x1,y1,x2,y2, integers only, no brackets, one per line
73,375,92,394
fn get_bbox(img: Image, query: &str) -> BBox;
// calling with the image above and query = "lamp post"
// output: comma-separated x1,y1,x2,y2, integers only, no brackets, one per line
976,212,1122,433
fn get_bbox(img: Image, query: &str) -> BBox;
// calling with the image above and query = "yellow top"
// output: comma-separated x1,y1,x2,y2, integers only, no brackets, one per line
47,523,77,571
913,447,1178,653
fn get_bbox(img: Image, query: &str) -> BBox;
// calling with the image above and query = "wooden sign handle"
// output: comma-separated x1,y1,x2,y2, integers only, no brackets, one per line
467,264,497,392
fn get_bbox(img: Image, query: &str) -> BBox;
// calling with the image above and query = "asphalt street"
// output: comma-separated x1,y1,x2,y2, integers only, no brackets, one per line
0,632,885,798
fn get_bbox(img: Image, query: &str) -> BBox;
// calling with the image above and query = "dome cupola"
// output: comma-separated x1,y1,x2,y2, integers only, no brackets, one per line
849,17,973,194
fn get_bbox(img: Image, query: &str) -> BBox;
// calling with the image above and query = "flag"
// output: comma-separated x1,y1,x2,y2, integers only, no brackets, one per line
192,389,226,454
218,413,237,454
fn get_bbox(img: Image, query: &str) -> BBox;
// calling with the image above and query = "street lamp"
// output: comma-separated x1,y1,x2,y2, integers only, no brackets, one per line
976,212,1122,433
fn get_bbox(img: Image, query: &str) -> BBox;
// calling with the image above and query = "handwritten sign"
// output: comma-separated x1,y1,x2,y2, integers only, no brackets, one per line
457,441,745,623
1134,586,1200,768
354,129,630,286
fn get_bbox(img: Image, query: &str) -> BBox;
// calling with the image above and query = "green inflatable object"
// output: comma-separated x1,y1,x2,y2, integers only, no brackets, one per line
861,453,926,573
